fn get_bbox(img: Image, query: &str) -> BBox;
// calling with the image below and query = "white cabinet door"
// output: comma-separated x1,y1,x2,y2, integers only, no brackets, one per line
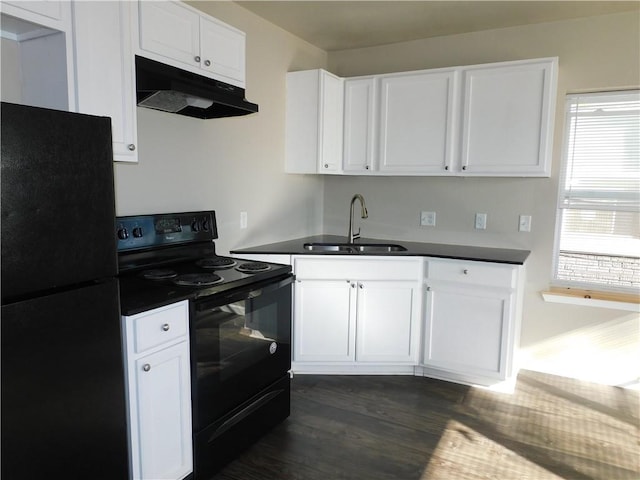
200,15,245,87
343,77,376,173
138,1,200,69
459,58,557,176
285,69,344,174
73,1,138,162
423,283,512,381
134,342,192,480
319,71,345,173
293,279,355,362
355,281,419,363
378,70,456,174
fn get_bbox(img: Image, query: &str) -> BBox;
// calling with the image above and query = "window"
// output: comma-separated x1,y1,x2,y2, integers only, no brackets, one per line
553,90,640,293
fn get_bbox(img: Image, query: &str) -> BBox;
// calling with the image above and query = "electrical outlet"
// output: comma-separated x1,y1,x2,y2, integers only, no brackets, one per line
519,215,532,232
420,211,436,227
475,213,487,230
240,211,248,229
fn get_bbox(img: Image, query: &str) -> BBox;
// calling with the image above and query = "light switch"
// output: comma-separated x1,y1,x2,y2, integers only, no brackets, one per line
420,211,436,227
240,211,248,229
519,215,532,232
475,213,487,230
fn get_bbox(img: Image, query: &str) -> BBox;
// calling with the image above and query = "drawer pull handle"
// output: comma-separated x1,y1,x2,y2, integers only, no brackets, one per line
142,364,151,372
162,323,170,332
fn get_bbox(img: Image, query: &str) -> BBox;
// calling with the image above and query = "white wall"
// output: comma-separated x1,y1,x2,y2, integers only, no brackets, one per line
1,38,22,103
113,1,328,255
326,11,640,385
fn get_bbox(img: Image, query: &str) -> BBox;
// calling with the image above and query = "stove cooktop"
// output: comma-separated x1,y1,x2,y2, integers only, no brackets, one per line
115,211,292,316
118,254,292,316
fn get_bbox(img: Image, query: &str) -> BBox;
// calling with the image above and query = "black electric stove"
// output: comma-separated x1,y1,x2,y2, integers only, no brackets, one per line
116,211,294,478
116,211,292,315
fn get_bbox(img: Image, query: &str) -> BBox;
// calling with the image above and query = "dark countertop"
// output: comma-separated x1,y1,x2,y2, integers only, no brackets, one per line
231,235,530,265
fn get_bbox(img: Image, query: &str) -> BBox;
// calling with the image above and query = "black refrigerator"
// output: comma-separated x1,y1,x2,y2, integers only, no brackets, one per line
1,102,129,478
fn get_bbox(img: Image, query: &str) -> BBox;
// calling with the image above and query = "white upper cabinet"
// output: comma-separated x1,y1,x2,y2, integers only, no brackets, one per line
343,77,377,173
136,1,246,87
378,69,457,174
1,1,75,111
199,15,245,86
72,1,138,163
459,58,557,176
286,69,344,174
285,57,558,177
1,1,68,31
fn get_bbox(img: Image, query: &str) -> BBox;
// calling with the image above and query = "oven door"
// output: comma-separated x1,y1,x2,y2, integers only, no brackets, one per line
191,274,293,431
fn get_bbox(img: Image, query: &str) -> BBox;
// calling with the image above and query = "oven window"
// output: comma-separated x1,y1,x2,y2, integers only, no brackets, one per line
192,279,292,429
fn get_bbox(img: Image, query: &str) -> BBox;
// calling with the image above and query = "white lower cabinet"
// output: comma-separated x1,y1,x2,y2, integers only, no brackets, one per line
122,301,193,480
292,257,422,373
420,258,523,386
294,279,354,362
251,252,524,386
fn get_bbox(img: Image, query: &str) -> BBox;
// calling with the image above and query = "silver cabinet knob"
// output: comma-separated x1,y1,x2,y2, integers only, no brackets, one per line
444,165,449,170
462,165,467,170
204,59,211,67
463,269,469,275
127,144,135,151
142,364,151,372
162,323,170,332
324,164,329,169
365,165,369,170
359,283,364,289
194,55,201,63
351,283,356,288
426,286,431,291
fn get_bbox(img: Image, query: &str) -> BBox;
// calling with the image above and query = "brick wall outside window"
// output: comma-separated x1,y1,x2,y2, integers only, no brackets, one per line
557,252,640,289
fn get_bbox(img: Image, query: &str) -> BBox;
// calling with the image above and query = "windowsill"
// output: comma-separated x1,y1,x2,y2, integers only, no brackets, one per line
542,287,639,312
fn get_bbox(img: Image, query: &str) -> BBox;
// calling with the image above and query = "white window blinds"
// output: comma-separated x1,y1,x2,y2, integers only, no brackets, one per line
555,90,640,291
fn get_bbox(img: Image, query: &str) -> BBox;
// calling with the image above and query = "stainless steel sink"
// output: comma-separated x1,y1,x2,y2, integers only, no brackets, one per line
303,242,407,253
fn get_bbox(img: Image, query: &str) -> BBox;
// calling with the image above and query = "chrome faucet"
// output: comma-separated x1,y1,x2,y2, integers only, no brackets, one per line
348,194,368,243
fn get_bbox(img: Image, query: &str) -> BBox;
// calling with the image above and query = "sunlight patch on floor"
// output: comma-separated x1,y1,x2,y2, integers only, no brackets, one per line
421,419,563,480
422,371,639,479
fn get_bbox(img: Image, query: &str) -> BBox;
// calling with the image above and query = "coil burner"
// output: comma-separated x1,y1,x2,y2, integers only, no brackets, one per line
141,269,178,280
173,273,224,287
197,256,237,270
236,262,271,274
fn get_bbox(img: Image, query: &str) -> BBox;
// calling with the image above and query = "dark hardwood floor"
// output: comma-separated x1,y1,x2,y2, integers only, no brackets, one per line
211,371,639,480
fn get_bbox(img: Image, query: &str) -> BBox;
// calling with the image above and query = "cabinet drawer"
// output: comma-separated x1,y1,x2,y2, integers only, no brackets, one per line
294,257,421,281
427,259,516,289
131,301,189,354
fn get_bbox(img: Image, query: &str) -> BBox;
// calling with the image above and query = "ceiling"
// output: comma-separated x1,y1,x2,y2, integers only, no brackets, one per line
234,1,640,51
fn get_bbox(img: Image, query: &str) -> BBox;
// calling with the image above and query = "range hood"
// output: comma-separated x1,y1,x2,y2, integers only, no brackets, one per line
135,56,258,119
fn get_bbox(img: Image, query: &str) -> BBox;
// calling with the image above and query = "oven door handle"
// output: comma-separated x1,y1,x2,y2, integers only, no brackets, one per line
195,273,294,311
207,388,285,443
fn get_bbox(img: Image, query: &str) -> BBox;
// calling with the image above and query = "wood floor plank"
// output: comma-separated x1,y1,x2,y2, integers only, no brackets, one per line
210,371,640,480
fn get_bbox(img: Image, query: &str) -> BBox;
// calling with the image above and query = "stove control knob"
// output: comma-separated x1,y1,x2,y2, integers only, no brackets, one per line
191,220,201,232
202,219,210,231
117,227,129,240
132,227,143,238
